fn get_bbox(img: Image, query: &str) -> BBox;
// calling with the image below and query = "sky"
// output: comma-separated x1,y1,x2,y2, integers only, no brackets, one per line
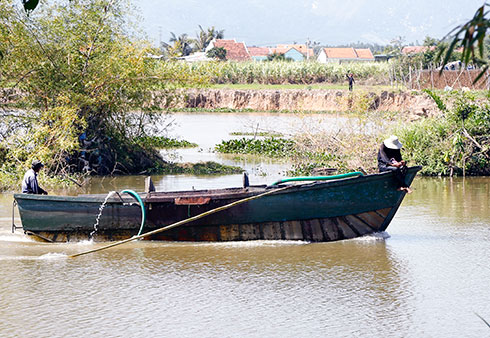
132,0,486,47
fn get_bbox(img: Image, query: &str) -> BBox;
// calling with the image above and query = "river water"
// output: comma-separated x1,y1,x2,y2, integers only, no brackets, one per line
0,113,489,337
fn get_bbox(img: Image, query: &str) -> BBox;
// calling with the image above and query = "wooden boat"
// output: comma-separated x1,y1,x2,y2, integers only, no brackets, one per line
13,166,421,243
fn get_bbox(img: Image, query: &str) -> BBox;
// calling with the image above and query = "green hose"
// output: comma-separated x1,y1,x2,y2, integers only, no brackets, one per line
271,171,364,186
121,189,146,236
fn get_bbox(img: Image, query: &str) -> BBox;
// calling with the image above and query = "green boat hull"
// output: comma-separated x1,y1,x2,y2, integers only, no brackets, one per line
14,167,421,242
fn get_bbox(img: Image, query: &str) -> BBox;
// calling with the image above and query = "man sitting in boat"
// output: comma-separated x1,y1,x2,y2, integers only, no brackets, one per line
21,160,48,195
378,136,413,194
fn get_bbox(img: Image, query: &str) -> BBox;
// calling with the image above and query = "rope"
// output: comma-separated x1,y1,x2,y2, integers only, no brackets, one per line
69,185,293,258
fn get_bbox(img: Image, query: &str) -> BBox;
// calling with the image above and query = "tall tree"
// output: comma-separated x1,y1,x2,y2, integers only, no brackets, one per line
0,0,198,182
423,36,438,46
194,25,225,52
385,36,406,55
163,32,194,57
206,47,227,60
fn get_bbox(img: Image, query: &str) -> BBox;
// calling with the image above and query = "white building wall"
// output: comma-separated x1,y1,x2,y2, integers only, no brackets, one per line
317,50,327,63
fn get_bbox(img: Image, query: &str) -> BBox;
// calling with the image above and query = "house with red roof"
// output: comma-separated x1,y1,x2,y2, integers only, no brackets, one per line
355,48,375,60
206,39,251,61
270,44,314,61
275,44,314,59
248,46,271,61
317,47,375,63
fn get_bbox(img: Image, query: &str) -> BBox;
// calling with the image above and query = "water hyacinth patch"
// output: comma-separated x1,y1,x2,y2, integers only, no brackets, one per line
215,137,295,157
136,136,198,149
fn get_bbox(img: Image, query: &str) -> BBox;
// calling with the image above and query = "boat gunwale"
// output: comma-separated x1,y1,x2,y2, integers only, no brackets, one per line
13,166,422,205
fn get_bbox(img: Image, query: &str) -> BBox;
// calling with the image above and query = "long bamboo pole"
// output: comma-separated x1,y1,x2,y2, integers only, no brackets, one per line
69,185,293,258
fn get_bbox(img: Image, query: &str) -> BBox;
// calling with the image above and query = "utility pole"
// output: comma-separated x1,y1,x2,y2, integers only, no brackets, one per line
306,37,310,61
158,26,162,48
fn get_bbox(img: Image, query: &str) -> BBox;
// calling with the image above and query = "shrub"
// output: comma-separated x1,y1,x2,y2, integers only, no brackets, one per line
396,92,490,176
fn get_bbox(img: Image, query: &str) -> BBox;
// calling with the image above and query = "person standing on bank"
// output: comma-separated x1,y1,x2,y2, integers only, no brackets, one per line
346,73,355,91
378,135,413,194
22,160,48,195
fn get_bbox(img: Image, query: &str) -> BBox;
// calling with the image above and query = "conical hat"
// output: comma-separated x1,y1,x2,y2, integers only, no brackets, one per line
383,135,403,149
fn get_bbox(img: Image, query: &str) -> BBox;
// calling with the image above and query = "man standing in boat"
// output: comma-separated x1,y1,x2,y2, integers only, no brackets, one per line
22,160,48,195
378,136,412,194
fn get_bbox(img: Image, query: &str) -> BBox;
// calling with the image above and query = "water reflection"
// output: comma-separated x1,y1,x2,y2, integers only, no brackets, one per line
0,110,490,336
407,177,490,222
0,238,415,337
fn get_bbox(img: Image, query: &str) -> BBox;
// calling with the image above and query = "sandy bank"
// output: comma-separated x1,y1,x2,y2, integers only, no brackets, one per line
178,89,438,119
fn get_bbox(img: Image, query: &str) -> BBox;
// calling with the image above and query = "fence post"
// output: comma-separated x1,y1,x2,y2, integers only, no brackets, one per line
430,65,434,89
485,69,490,90
409,64,412,89
466,69,472,89
416,63,422,90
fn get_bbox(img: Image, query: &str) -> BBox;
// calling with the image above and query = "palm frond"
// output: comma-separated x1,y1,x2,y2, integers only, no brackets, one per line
440,4,490,84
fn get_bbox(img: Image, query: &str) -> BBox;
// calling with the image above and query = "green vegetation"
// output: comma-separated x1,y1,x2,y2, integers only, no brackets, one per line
0,0,206,191
158,60,390,85
210,90,489,178
171,106,391,116
266,53,293,62
136,136,198,149
206,47,227,61
385,4,490,176
229,131,283,137
289,91,489,177
194,26,225,52
215,137,295,158
163,32,194,57
209,83,396,91
153,161,242,175
162,25,225,58
396,91,490,176
389,40,461,74
288,91,490,177
423,89,447,112
170,107,257,113
1,1,488,192
213,130,381,176
440,4,490,80
171,107,335,114
288,129,381,176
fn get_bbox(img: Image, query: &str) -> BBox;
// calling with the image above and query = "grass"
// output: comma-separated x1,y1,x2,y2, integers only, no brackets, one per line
229,131,284,137
136,136,198,149
170,106,386,116
159,60,392,85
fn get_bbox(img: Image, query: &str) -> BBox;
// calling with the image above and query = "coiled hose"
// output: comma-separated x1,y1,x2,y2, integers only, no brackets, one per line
121,189,146,236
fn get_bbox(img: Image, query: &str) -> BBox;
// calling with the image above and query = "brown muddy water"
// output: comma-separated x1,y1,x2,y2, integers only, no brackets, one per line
0,112,489,337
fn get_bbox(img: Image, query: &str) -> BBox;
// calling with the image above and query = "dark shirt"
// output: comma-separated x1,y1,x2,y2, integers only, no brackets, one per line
22,169,47,194
378,144,402,172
